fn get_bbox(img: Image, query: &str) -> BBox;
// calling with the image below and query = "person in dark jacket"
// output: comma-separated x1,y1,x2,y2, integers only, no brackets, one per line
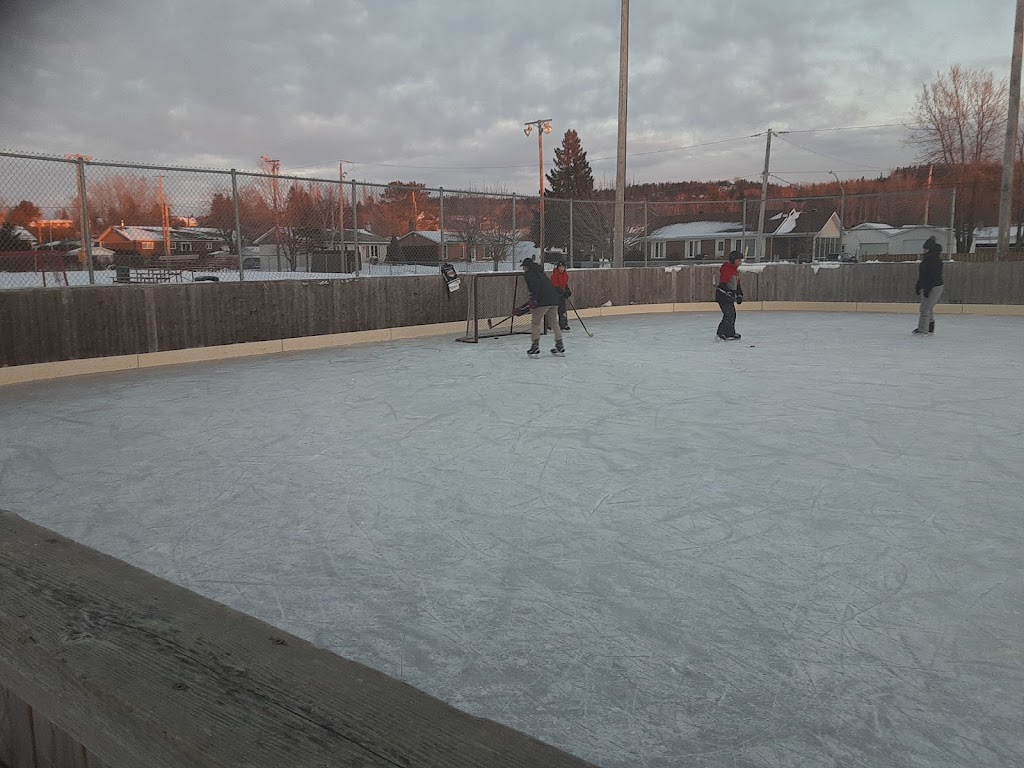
521,257,565,356
715,251,744,340
914,236,944,335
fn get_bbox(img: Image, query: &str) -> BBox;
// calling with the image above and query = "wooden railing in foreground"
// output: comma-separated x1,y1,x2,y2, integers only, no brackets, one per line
0,509,598,768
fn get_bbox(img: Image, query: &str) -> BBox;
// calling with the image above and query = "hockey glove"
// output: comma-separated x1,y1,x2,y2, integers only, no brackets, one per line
735,293,744,305
564,288,572,298
923,288,931,298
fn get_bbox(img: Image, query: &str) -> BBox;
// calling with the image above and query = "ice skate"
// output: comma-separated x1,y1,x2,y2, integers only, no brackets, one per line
551,342,565,357
527,342,540,357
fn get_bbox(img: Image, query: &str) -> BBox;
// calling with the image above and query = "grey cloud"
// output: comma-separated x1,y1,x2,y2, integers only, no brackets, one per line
1,0,1015,191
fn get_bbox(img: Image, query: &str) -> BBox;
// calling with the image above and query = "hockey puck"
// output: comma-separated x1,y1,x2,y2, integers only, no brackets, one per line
749,345,755,348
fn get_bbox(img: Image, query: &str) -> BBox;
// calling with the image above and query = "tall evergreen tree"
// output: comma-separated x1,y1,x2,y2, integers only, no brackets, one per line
546,129,595,199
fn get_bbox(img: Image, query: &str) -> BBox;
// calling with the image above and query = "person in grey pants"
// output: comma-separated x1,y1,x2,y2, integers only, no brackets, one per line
914,236,944,335
521,257,565,356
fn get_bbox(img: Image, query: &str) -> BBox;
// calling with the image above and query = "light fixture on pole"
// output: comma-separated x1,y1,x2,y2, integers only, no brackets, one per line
828,170,846,261
524,118,553,265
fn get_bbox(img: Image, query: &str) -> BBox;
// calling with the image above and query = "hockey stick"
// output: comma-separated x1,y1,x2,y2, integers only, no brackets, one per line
567,298,593,337
486,315,513,330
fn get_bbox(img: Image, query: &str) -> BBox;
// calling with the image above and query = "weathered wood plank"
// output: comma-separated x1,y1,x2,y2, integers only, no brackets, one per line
32,714,91,768
3,266,1023,367
0,509,599,768
0,685,35,768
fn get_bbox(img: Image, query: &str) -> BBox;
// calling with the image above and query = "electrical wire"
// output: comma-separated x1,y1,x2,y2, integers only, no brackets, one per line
772,133,888,171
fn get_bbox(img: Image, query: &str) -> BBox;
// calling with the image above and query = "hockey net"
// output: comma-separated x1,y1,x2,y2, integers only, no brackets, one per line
456,271,534,343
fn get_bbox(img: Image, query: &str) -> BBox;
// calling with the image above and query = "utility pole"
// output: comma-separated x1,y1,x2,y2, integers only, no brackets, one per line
829,171,846,259
923,163,934,223
523,119,553,264
997,0,1024,261
159,176,171,260
612,0,630,268
755,129,773,262
262,155,281,270
67,154,95,283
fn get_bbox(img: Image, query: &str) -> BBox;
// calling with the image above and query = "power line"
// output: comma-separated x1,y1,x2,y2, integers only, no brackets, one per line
772,133,888,171
783,122,912,134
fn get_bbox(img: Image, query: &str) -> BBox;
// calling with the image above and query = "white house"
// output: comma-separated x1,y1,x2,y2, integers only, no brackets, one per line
245,227,388,272
844,223,954,259
645,209,840,262
645,221,754,260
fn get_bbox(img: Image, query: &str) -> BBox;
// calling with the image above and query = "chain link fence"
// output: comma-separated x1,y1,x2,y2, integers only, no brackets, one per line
0,150,965,289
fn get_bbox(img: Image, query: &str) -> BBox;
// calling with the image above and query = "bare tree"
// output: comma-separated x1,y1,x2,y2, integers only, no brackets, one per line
910,65,1008,252
444,186,518,271
69,174,164,232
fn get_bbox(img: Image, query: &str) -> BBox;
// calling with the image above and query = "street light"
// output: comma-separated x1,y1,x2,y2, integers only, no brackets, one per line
828,170,846,261
524,118,553,265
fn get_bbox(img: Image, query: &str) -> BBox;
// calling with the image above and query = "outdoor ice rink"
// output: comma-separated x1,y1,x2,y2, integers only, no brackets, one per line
1,311,1022,768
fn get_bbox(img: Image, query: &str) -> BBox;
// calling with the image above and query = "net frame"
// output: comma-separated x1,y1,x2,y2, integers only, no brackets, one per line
456,271,536,343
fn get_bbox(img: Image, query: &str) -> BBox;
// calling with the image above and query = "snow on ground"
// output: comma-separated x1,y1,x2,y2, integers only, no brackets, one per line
1,312,1022,767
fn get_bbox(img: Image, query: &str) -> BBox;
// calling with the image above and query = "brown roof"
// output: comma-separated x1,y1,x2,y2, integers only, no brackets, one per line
763,208,837,235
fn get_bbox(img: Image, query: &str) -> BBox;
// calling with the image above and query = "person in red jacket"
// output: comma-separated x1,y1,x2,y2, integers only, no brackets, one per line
716,251,744,340
550,260,571,331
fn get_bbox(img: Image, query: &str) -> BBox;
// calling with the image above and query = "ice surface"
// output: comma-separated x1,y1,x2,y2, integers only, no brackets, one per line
1,312,1022,767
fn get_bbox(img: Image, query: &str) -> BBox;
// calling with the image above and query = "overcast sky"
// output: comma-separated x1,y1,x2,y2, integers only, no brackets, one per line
1,0,1017,193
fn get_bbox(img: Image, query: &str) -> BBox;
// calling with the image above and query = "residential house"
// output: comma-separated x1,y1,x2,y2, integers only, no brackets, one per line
645,208,841,262
766,209,842,262
645,221,753,261
244,227,389,272
844,224,954,259
1,225,38,249
390,231,475,263
95,225,228,259
971,226,1024,251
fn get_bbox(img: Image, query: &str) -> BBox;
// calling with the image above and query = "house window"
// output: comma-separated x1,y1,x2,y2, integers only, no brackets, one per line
141,241,154,250
716,240,725,254
180,242,193,252
686,240,700,258
652,242,666,259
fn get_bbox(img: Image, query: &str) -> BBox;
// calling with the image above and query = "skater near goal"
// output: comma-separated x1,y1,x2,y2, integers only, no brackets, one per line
716,251,745,340
521,257,566,357
913,236,944,335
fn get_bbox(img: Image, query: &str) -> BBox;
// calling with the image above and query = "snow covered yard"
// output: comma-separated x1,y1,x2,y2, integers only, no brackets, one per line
1,311,1022,768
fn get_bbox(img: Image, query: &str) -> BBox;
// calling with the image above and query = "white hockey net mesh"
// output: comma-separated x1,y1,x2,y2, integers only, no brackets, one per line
457,272,535,343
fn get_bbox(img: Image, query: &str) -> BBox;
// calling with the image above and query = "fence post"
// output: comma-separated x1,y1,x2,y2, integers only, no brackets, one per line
949,188,957,257
231,169,245,282
569,198,574,269
509,193,516,272
351,179,360,276
339,162,346,272
75,157,95,284
439,187,445,264
643,199,649,267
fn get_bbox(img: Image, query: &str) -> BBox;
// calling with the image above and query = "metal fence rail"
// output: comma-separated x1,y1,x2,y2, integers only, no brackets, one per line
0,150,967,290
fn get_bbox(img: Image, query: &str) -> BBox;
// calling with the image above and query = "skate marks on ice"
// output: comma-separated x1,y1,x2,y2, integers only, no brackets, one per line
0,313,1022,767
